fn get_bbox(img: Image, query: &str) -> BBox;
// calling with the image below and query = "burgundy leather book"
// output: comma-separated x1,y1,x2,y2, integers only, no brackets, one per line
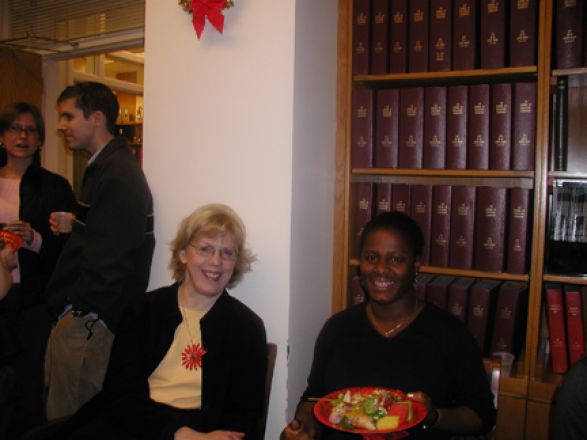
450,186,476,269
415,273,436,302
475,186,507,272
399,87,424,168
354,183,374,258
480,0,506,69
429,0,452,71
544,283,569,373
555,0,584,69
352,0,371,75
467,279,501,355
350,275,367,305
371,0,390,74
392,183,411,214
430,185,452,267
410,185,433,265
490,281,529,356
375,89,400,168
453,0,478,70
446,85,468,169
351,88,374,168
389,0,409,73
512,82,536,171
490,82,512,170
408,0,429,72
468,84,490,170
448,277,476,323
564,284,586,366
423,86,447,169
509,0,537,67
507,188,531,274
426,276,455,310
375,183,393,215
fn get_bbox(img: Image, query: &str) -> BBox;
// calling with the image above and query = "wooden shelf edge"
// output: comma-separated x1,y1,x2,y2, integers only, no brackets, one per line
552,66,587,77
548,171,587,180
543,273,587,285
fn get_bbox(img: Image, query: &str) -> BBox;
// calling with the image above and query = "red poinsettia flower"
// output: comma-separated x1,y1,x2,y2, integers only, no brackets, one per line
181,343,207,370
190,0,226,39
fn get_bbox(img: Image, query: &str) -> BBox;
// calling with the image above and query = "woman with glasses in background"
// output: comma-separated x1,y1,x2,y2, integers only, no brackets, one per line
0,102,76,439
51,203,268,440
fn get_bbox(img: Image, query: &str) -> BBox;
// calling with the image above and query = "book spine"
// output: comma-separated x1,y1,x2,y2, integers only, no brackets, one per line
370,0,390,74
430,185,452,267
468,84,490,170
507,188,531,274
480,0,506,69
375,183,393,215
350,275,367,305
545,283,569,373
490,82,512,170
512,82,537,171
556,0,585,69
415,273,436,302
375,89,400,168
354,183,374,258
475,186,507,272
565,285,586,366
423,86,447,169
351,88,374,168
409,0,430,72
399,87,424,168
453,0,478,70
389,0,409,73
392,183,411,214
352,0,371,75
450,186,476,269
410,185,433,265
448,277,475,323
467,279,500,355
446,85,469,169
426,276,455,310
509,0,537,67
429,0,452,71
490,282,528,355
555,77,568,171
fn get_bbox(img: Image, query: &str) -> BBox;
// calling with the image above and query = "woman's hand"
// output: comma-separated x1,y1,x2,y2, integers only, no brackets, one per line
174,426,244,440
5,220,34,245
281,401,320,440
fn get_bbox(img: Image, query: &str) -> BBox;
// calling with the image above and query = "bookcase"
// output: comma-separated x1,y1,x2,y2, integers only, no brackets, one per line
332,1,587,438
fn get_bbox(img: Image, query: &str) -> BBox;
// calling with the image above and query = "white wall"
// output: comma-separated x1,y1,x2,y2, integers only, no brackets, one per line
143,1,337,438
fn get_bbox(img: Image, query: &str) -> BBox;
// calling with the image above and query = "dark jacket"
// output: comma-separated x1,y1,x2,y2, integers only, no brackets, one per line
63,283,268,440
45,137,155,331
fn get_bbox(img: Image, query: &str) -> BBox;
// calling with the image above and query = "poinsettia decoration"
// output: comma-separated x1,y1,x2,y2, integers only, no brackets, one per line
181,343,207,370
179,0,234,39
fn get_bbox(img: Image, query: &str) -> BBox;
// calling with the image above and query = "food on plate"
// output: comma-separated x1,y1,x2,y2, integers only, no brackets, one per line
0,231,23,251
326,388,413,432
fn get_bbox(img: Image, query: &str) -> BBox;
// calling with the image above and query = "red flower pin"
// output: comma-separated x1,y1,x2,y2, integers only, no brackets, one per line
190,0,226,39
181,343,207,370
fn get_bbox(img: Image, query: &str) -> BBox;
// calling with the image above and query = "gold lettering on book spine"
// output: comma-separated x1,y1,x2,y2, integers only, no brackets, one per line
375,12,385,24
516,30,529,43
487,32,499,46
414,9,424,22
517,0,529,9
436,7,447,19
393,11,404,24
459,3,471,16
357,12,367,25
488,0,499,13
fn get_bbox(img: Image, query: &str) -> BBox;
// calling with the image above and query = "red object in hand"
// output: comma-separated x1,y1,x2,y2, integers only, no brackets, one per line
190,0,226,39
0,231,23,251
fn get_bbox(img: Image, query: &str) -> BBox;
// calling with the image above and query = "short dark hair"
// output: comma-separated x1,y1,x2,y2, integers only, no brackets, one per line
0,102,46,145
359,211,425,258
58,82,119,134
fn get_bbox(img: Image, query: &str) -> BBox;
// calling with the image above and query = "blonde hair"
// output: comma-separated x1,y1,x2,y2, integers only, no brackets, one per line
169,204,255,287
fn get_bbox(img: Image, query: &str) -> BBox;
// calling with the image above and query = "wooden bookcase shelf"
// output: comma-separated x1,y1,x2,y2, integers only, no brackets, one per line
332,0,587,439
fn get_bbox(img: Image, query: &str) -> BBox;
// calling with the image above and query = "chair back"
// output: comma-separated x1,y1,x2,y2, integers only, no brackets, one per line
260,342,277,439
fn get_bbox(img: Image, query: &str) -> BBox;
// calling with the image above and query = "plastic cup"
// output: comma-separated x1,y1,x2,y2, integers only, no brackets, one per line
493,351,515,378
53,211,73,233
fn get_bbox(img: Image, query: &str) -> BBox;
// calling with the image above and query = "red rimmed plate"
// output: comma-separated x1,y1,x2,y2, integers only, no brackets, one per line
0,231,23,251
313,387,428,440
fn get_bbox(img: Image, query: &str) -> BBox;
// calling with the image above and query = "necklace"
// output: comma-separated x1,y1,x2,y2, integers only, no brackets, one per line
179,305,207,371
368,299,419,338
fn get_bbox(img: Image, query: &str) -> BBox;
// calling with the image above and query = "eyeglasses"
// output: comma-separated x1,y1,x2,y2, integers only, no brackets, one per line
189,243,237,261
8,124,38,136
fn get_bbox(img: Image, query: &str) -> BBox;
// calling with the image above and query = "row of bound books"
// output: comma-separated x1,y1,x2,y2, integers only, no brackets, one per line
352,82,536,171
555,0,587,69
353,0,537,75
354,183,532,274
351,274,528,357
544,283,587,374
